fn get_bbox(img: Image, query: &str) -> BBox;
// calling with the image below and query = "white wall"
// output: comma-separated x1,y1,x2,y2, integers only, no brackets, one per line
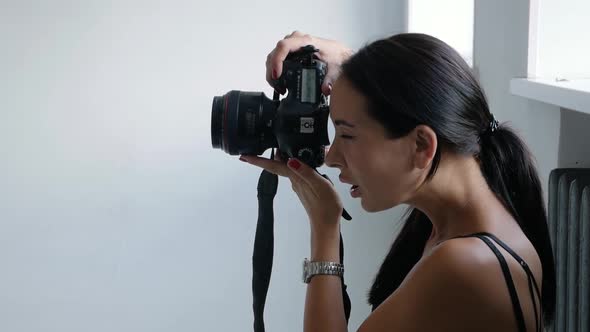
0,1,407,332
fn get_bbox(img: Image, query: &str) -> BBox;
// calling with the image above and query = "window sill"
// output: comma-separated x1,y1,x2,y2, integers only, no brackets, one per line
510,78,590,115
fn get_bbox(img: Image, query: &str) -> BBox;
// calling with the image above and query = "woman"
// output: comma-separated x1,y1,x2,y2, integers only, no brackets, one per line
239,31,555,332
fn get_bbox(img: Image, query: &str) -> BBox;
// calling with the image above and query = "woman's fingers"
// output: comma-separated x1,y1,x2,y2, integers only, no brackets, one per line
240,154,325,188
321,65,342,96
265,32,353,97
286,158,332,195
240,155,291,177
265,34,313,85
240,155,310,192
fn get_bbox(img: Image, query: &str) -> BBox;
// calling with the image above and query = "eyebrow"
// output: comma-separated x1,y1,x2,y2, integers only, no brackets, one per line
334,120,356,128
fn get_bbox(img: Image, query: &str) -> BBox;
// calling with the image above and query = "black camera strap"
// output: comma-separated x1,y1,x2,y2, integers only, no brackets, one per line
253,166,278,332
252,149,351,332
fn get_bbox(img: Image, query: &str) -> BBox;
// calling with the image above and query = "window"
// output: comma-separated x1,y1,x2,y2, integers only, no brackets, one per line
529,0,590,79
511,0,590,115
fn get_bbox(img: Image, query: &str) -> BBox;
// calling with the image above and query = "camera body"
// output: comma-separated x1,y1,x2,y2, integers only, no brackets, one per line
211,45,330,168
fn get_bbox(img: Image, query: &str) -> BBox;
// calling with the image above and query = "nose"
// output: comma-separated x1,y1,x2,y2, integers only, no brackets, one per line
325,144,344,169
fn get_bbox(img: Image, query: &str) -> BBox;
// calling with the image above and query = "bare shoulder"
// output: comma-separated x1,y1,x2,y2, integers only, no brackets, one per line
414,236,511,306
358,237,517,332
423,235,495,277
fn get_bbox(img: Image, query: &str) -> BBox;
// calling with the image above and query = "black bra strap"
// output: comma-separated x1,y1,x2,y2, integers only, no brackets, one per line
526,270,540,332
475,235,527,332
475,232,542,332
453,232,543,332
473,233,543,301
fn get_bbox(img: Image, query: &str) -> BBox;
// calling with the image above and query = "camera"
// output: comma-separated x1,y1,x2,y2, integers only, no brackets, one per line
211,45,330,168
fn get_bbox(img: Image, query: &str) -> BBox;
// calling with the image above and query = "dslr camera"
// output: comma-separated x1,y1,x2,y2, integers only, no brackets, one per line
211,45,330,168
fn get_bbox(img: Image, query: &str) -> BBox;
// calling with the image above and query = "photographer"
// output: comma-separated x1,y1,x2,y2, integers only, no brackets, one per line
239,31,555,332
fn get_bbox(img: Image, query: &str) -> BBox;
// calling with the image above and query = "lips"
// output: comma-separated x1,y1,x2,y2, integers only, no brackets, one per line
350,185,361,198
340,174,361,198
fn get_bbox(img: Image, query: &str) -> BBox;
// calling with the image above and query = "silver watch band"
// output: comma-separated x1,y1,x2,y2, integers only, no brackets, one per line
302,258,344,283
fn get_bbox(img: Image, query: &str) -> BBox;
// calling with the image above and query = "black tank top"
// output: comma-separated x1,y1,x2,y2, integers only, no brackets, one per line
451,232,543,332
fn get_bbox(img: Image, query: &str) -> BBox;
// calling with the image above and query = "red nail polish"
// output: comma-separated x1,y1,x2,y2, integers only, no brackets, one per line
288,159,301,170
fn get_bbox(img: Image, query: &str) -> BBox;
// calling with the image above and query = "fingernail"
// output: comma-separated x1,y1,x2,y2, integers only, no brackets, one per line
287,158,301,170
272,69,278,80
239,156,248,162
328,83,333,93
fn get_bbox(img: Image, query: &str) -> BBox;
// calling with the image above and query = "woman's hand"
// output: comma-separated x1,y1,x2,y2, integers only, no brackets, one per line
266,31,353,96
240,154,343,234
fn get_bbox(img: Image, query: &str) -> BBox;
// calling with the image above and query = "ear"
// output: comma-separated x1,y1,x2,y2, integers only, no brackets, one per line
411,125,437,170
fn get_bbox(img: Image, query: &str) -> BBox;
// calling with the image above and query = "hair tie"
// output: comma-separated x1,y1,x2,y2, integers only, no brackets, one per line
482,114,499,138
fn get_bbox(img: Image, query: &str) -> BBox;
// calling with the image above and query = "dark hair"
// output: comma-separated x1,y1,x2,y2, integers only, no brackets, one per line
340,33,556,325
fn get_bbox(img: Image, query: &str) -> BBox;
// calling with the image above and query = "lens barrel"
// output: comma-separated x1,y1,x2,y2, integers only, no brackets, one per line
211,96,225,150
211,91,278,156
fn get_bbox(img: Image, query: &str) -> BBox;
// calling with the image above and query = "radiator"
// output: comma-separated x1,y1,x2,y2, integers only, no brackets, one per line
548,168,590,332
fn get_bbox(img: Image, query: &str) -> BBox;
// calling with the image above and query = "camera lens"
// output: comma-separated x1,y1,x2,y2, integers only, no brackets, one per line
211,96,225,150
210,91,278,156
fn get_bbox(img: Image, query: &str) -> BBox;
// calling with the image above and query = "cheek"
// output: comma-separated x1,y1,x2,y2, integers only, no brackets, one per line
361,146,416,209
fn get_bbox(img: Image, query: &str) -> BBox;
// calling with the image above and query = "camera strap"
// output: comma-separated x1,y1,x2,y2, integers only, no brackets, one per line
252,149,351,332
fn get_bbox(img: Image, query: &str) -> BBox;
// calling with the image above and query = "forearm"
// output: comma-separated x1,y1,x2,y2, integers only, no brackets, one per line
304,226,347,332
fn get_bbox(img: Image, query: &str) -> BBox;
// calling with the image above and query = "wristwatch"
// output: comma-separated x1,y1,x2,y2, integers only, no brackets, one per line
302,258,344,283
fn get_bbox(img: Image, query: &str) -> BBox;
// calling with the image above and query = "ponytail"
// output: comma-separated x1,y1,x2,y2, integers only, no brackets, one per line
478,124,556,324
